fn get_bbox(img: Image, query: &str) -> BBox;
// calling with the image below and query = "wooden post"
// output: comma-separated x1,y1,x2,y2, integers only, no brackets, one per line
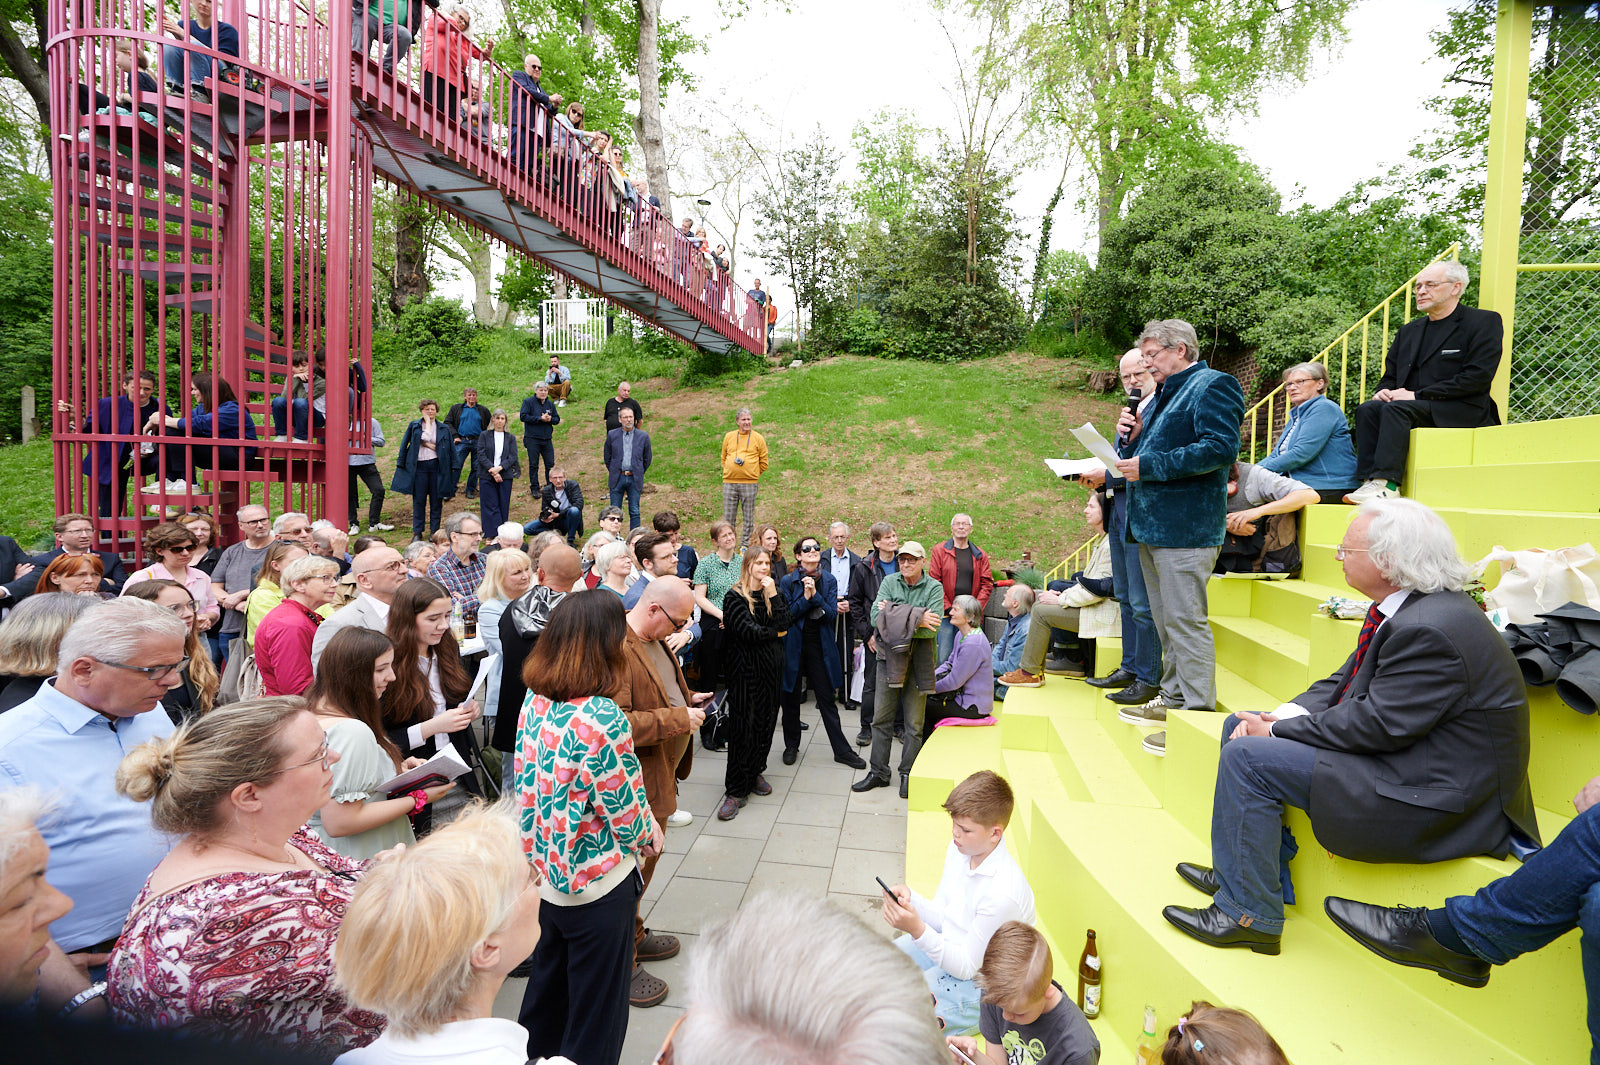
20,386,36,443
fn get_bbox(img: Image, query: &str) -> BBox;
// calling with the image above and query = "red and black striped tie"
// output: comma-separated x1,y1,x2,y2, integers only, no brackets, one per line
1336,603,1384,702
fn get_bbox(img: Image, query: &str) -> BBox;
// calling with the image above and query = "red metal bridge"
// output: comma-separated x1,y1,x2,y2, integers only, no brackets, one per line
48,0,763,545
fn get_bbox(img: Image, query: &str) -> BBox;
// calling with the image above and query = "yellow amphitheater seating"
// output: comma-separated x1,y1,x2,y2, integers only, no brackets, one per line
909,415,1600,1063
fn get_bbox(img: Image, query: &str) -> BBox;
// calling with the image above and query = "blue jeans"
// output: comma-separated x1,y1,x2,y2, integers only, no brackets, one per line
936,617,957,664
270,396,324,440
609,472,641,529
526,506,583,545
1209,714,1315,934
1447,807,1600,1063
1109,493,1161,685
454,437,478,494
897,935,981,1036
162,42,213,88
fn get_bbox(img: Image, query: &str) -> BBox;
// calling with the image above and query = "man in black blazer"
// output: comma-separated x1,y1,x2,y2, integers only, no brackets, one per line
0,536,38,608
29,513,130,594
1345,260,1504,504
1164,498,1537,955
518,381,561,489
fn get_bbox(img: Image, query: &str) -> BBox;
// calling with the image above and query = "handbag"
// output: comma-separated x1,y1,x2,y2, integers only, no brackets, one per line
1472,544,1600,625
218,641,264,705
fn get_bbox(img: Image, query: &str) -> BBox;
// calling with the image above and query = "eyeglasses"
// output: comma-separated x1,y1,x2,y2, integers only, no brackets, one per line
799,544,821,554
269,734,332,775
167,602,198,618
356,560,407,576
530,63,541,69
654,1012,687,1065
90,656,190,682
1284,378,1318,387
656,604,692,631
1334,545,1369,560
169,544,198,553
304,573,340,584
240,517,270,527
1415,280,1454,291
453,529,483,539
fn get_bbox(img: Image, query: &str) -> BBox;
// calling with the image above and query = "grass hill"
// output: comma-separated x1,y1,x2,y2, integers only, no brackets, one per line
4,342,1123,569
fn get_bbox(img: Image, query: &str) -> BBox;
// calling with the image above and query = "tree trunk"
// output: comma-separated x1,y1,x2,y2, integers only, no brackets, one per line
635,0,671,220
0,18,50,129
580,0,595,39
467,239,496,323
552,273,569,299
391,195,432,313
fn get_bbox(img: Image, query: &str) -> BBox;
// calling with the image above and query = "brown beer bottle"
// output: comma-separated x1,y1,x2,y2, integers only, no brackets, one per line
1077,929,1101,1018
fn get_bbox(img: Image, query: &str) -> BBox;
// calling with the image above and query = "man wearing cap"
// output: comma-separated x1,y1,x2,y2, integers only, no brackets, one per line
854,540,944,800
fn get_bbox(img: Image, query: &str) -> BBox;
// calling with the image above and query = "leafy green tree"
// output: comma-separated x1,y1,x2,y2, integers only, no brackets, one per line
0,149,50,439
751,126,848,339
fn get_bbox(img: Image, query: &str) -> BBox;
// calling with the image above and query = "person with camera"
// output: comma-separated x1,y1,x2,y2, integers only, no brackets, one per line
779,537,867,771
720,408,769,546
529,467,584,546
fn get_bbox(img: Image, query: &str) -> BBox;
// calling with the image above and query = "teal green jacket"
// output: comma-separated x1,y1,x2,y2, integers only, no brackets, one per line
1127,360,1244,549
870,571,945,639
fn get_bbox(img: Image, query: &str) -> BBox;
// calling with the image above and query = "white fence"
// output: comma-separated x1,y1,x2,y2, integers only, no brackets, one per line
541,298,609,355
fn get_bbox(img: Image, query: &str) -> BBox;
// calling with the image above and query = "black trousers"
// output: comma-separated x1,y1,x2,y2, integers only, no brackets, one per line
725,671,781,798
529,438,556,486
1353,398,1437,483
521,870,642,1065
349,464,385,527
781,624,853,757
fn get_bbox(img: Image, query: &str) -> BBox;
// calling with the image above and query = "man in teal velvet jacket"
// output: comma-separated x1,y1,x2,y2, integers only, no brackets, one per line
1113,319,1244,732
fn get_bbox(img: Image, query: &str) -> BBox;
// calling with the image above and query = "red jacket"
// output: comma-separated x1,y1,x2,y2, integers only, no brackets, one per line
928,538,994,611
254,599,322,696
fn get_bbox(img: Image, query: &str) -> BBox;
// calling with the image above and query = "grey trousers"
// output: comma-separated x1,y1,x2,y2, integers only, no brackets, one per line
1138,544,1220,711
1018,602,1082,675
869,642,936,781
722,482,758,544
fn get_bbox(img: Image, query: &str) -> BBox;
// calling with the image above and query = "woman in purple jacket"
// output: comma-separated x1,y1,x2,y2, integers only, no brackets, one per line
925,594,993,741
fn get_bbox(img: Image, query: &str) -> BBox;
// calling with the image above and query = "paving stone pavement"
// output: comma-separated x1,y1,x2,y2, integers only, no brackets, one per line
492,692,913,1064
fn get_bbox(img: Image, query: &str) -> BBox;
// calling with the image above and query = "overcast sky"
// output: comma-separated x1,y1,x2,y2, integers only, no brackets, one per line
448,0,1461,327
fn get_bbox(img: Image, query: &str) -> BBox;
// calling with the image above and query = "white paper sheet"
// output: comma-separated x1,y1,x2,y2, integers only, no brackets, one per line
466,653,499,703
1068,422,1124,469
1045,456,1108,479
376,742,472,795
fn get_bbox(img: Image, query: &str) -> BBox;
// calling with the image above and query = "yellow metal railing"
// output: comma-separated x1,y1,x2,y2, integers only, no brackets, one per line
1241,242,1462,461
1043,534,1103,584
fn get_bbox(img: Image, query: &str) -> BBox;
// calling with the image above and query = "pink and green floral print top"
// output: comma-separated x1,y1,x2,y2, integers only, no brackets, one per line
514,692,654,894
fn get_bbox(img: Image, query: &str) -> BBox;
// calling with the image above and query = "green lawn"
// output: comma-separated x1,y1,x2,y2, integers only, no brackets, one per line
3,341,1121,568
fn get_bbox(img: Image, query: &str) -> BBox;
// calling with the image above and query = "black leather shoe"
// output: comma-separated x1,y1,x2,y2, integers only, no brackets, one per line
899,776,910,800
834,751,867,770
852,774,891,793
781,748,798,765
1324,898,1491,987
1086,669,1136,689
855,729,872,748
1176,862,1219,896
1108,680,1159,705
1162,903,1281,955
798,721,810,730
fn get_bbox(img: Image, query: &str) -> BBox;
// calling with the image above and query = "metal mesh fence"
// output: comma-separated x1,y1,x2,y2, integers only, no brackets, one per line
1511,4,1600,423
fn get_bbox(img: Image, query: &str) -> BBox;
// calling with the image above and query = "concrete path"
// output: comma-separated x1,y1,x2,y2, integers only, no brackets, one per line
492,694,911,1063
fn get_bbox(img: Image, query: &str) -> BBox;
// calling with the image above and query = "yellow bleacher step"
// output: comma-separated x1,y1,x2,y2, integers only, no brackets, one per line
1413,460,1600,514
910,721,1005,814
1025,792,1574,1064
1209,615,1313,702
1048,713,1162,809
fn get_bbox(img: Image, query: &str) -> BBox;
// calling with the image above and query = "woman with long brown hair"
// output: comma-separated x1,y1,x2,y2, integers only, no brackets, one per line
715,547,792,822
382,578,480,824
750,522,787,580
121,578,222,721
306,628,454,859
516,590,660,1065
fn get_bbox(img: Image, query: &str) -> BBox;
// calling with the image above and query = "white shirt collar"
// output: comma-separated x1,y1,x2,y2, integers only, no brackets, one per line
1377,589,1412,619
358,592,392,619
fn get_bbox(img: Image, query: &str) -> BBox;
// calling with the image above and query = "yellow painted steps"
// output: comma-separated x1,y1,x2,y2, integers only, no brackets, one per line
1412,460,1600,514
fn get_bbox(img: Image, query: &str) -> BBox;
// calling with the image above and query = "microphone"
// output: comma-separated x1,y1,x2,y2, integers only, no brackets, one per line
1125,387,1142,416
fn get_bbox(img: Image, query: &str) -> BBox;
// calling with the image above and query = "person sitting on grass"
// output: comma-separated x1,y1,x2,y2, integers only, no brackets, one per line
998,492,1119,689
880,770,1036,1036
947,921,1100,1065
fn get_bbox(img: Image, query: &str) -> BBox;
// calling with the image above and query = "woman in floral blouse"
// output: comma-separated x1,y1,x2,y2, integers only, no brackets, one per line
108,696,386,1061
514,590,661,1065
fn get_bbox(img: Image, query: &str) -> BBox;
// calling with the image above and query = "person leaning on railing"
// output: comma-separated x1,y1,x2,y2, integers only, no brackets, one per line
420,4,491,122
1256,362,1357,505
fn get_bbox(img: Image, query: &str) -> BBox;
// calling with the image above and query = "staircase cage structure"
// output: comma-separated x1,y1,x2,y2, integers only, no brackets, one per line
48,0,764,547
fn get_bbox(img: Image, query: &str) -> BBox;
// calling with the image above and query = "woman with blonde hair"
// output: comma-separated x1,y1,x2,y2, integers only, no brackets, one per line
0,594,97,712
714,547,792,821
332,803,573,1065
244,540,316,642
108,697,386,1057
477,550,534,734
121,579,222,721
592,539,632,599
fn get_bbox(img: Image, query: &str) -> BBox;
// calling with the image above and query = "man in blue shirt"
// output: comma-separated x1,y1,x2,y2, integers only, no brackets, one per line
446,389,486,497
0,599,185,957
160,0,239,100
603,407,651,530
545,354,572,405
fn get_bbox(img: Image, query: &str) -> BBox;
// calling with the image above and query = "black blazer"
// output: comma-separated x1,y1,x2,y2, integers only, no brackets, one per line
1274,589,1538,864
1376,304,1504,427
0,537,38,605
473,430,522,482
29,547,130,594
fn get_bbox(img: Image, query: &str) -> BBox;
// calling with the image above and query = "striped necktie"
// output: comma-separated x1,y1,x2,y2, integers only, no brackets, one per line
1336,603,1384,702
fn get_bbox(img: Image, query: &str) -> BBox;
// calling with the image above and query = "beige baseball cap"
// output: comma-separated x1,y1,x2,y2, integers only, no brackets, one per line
897,541,927,559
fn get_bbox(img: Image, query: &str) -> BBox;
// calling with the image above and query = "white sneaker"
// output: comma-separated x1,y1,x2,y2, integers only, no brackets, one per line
348,524,361,536
271,435,288,442
369,522,395,532
1343,478,1397,505
665,809,693,827
556,399,566,407
168,478,193,492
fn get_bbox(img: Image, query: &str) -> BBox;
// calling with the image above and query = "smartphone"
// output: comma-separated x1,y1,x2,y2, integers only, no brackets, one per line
947,1041,980,1065
875,876,897,899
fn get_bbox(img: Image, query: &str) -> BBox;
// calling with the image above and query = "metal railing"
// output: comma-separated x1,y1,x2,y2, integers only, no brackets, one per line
1241,243,1463,461
541,298,609,354
1043,534,1103,584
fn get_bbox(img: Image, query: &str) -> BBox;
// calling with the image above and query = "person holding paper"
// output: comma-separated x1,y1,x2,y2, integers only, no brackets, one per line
1112,320,1243,726
382,578,482,829
1078,349,1161,707
308,628,454,859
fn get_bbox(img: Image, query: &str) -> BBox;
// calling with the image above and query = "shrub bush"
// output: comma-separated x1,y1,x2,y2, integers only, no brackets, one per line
393,297,487,371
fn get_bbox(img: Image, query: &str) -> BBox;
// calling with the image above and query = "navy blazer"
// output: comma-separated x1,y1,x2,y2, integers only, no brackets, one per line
0,537,37,604
780,567,842,691
80,395,165,484
603,427,651,486
1275,589,1538,864
390,418,462,497
474,430,521,482
29,547,130,594
519,394,561,444
1376,303,1504,427
1126,361,1244,549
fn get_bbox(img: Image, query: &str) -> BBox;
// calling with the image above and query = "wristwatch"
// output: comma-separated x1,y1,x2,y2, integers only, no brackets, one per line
57,981,108,1019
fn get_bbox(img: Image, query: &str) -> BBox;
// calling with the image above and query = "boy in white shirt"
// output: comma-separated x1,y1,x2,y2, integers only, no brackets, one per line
883,770,1037,1035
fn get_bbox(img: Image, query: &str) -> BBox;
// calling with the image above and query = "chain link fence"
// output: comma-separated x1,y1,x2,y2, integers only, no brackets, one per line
1510,4,1600,423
